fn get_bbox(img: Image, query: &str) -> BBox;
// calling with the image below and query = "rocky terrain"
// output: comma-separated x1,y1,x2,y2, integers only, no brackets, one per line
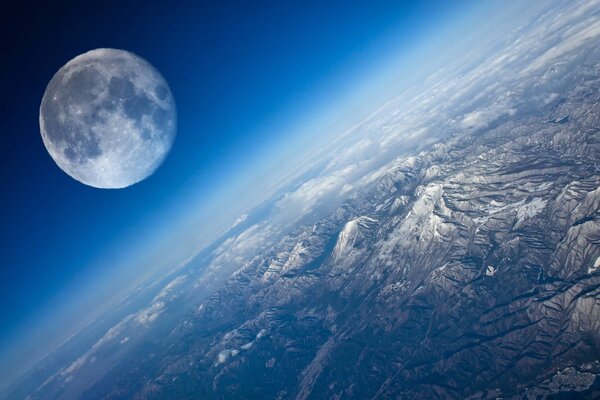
8,1,600,399
128,74,600,399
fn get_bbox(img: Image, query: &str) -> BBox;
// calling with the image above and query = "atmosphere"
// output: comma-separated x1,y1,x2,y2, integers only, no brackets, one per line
1,0,474,367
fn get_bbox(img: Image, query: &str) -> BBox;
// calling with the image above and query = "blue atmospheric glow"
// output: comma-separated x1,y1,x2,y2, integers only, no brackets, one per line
0,0,521,386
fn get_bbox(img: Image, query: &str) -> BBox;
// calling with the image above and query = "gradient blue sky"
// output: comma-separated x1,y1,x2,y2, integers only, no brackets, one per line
0,0,490,375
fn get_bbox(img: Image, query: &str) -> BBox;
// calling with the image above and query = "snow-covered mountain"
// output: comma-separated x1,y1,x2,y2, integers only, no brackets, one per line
8,1,600,399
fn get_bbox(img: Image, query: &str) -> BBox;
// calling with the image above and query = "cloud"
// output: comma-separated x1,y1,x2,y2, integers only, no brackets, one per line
152,275,186,303
229,214,248,230
52,274,188,381
135,301,165,326
59,315,135,377
273,164,358,220
522,4,600,74
210,223,276,268
460,103,516,130
216,329,268,364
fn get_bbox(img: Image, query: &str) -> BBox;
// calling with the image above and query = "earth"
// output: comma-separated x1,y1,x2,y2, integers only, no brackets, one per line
8,1,600,399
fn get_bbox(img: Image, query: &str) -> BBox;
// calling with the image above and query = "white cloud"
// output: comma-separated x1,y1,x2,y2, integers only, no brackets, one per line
52,274,188,382
59,315,134,377
460,103,516,130
229,214,248,230
211,223,276,267
273,164,358,220
523,8,600,74
152,275,186,303
135,301,165,326
217,350,231,364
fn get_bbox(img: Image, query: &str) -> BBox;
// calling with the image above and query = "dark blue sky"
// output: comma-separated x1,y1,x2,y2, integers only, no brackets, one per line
0,0,476,370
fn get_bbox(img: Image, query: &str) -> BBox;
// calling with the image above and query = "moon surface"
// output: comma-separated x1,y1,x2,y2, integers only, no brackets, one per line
40,48,176,188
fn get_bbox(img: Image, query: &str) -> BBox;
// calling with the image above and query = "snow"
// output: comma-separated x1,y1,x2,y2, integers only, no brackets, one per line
515,198,547,224
240,342,254,350
256,329,268,339
333,216,377,258
217,350,230,364
588,256,600,274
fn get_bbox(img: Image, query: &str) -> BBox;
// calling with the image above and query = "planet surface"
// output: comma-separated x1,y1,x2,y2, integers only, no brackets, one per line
6,1,600,399
39,48,176,189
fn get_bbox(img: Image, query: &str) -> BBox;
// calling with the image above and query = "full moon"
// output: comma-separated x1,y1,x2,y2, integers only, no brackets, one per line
40,48,176,188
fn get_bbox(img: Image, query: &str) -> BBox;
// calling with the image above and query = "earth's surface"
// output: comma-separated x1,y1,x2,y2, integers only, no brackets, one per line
9,1,600,399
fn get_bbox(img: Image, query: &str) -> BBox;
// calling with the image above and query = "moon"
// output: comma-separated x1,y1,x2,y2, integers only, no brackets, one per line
40,48,176,189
